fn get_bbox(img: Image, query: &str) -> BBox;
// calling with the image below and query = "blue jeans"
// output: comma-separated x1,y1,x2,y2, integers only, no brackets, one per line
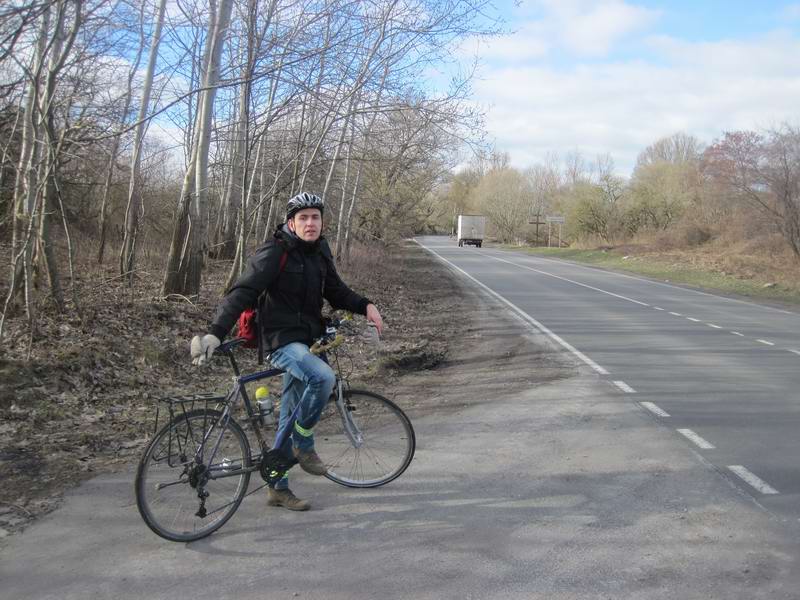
267,342,336,490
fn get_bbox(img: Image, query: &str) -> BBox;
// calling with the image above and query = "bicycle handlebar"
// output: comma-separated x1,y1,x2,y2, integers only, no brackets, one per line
216,312,354,358
217,338,247,355
310,334,344,355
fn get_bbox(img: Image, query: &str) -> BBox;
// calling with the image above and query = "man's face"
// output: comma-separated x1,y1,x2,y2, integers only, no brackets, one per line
288,208,322,242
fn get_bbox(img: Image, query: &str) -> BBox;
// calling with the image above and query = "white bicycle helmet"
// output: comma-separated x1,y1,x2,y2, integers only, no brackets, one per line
286,192,324,220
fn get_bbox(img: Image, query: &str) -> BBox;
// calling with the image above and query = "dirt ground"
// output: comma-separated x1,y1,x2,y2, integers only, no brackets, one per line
0,240,571,538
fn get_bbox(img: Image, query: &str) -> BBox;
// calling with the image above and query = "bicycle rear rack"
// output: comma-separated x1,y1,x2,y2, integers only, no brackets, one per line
153,393,227,436
151,394,230,470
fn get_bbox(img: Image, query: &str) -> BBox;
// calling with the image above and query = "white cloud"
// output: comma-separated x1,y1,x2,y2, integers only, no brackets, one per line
539,0,661,57
476,33,800,176
459,0,660,64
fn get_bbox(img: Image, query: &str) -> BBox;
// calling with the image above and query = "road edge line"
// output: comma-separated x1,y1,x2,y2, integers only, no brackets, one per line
413,239,610,375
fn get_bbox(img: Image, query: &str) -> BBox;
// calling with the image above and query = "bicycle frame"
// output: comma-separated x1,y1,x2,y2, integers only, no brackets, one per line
184,337,367,487
193,339,325,482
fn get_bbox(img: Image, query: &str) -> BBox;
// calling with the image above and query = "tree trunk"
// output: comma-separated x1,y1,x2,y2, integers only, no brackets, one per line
254,134,268,240
7,7,50,312
37,146,65,311
264,152,281,238
343,160,363,264
162,0,233,298
97,2,148,264
37,0,81,310
119,0,167,280
334,126,355,257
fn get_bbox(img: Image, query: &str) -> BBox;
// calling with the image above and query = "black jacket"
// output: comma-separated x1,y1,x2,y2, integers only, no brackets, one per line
209,226,371,351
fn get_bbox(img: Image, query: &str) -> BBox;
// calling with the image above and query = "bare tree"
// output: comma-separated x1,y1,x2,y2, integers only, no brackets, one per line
635,132,703,171
223,0,275,287
704,126,800,258
473,167,531,243
525,155,561,241
118,0,168,278
0,0,498,345
162,0,234,298
563,149,590,186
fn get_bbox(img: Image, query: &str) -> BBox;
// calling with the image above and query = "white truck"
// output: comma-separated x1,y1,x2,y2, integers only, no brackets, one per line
457,214,486,248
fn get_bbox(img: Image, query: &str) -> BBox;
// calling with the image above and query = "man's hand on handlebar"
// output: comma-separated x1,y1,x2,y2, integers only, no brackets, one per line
190,334,221,365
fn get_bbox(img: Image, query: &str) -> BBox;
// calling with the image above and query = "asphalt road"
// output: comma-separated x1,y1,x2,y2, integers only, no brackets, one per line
2,237,800,599
417,236,800,521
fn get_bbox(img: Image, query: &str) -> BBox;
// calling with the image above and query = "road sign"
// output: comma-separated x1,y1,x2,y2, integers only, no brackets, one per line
545,215,565,224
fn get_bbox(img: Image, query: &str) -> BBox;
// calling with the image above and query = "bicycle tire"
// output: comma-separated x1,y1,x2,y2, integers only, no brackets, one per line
317,389,415,488
135,409,251,542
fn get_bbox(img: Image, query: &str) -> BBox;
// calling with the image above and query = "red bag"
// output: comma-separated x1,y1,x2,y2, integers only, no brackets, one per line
236,251,288,348
237,308,260,348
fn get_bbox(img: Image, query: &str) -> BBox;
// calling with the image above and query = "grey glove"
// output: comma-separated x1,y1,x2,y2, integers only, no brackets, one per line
190,334,221,366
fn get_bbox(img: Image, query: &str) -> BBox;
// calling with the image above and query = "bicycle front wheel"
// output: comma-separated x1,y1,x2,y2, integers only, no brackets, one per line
318,389,415,488
135,409,251,542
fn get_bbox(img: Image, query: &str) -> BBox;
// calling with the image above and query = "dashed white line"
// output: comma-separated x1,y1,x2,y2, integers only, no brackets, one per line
653,307,665,311
731,331,744,337
677,429,715,449
756,339,775,346
788,349,800,356
640,402,670,417
686,317,700,322
706,323,722,329
613,381,636,393
728,466,779,495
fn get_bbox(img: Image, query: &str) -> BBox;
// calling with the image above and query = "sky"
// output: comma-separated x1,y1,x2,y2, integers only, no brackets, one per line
459,0,800,177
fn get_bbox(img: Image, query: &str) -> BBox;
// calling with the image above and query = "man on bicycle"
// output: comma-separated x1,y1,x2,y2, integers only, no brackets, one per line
190,192,383,511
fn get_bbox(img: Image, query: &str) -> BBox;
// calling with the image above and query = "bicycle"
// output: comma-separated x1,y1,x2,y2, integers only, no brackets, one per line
134,315,416,542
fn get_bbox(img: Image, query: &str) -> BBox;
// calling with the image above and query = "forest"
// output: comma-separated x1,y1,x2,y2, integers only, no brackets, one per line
0,0,495,350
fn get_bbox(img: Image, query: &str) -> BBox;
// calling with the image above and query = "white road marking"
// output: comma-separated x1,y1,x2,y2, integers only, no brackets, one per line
414,241,610,375
728,466,779,495
653,307,665,311
640,402,670,417
756,339,775,346
706,323,722,329
613,381,636,393
788,349,800,356
669,312,682,316
677,429,715,449
731,331,744,337
481,253,652,307
686,317,700,322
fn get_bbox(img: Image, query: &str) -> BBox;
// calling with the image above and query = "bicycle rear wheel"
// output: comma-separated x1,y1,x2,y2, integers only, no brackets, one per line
317,389,415,488
135,409,251,542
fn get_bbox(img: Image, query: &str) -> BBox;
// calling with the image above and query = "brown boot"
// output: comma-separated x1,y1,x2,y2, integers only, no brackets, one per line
267,487,310,511
293,448,328,476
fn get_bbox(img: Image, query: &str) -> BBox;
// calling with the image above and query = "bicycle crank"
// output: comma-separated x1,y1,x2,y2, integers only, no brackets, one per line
259,449,297,484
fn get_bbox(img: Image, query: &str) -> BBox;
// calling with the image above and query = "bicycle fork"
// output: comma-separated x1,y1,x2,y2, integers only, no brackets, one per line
335,380,364,449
